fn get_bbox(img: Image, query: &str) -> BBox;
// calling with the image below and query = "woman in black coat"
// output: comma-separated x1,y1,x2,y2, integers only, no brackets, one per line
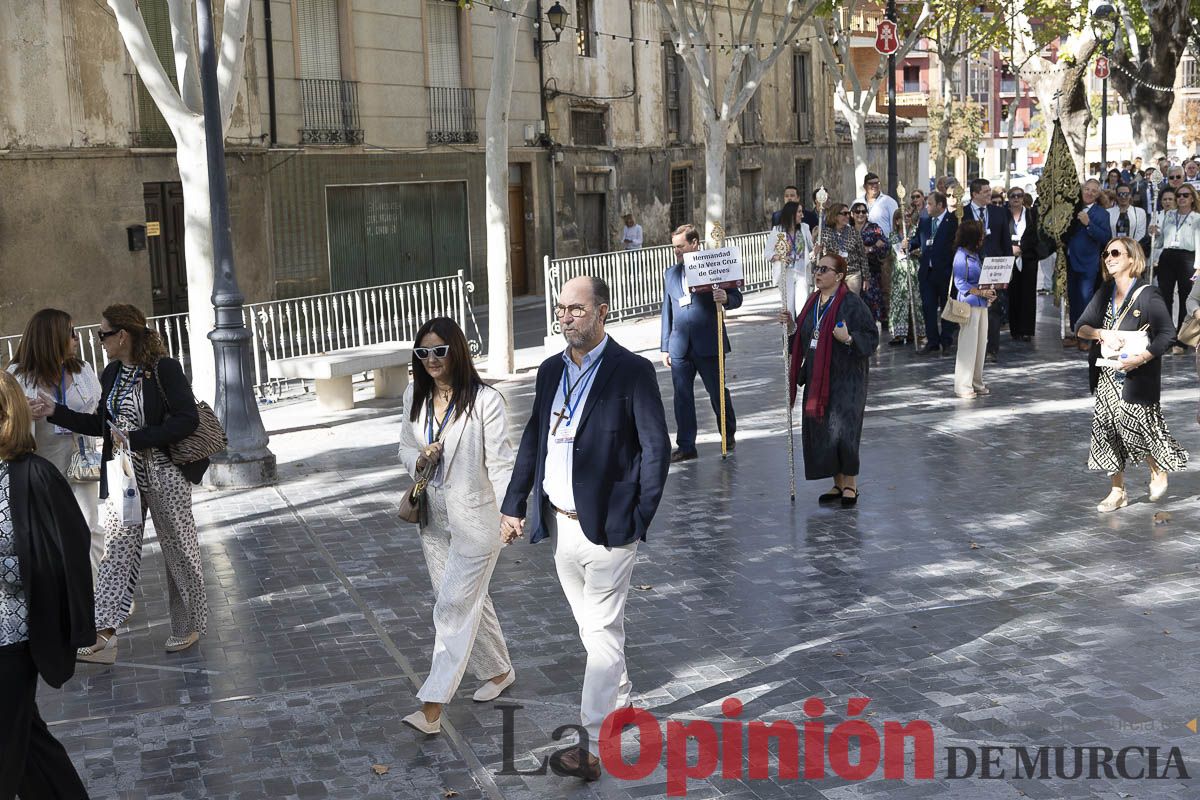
1005,188,1041,341
0,371,93,800
1075,237,1189,512
778,252,880,507
31,304,209,662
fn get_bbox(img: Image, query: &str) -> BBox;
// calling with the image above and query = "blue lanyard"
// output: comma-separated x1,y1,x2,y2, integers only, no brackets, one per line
811,297,833,332
1109,284,1138,325
559,358,603,428
425,399,456,445
107,367,137,421
1175,211,1192,236
55,366,67,405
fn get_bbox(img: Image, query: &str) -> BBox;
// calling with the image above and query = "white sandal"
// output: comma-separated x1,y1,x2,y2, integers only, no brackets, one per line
1097,487,1128,513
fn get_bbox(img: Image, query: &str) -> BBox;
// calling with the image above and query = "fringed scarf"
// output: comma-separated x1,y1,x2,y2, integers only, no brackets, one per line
788,282,849,420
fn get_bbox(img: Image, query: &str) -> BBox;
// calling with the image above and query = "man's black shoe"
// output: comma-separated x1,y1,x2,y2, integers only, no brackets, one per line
550,747,601,781
917,343,941,355
670,449,698,463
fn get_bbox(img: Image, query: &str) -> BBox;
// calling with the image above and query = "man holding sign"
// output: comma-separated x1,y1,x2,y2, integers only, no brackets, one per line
660,224,742,462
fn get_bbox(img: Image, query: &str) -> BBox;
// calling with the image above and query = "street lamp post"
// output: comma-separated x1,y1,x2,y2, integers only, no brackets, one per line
1091,4,1117,173
886,0,898,196
196,0,277,487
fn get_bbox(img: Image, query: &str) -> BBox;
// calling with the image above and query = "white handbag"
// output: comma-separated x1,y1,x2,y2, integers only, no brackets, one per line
105,450,142,527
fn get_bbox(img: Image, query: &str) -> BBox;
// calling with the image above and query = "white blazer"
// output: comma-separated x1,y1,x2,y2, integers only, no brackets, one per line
1107,205,1148,244
764,223,814,317
397,383,515,551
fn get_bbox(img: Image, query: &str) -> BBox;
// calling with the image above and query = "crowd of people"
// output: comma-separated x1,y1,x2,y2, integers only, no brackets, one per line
4,159,1200,792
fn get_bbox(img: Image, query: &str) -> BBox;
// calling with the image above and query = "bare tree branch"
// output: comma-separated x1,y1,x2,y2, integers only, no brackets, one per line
108,0,190,123
166,0,203,115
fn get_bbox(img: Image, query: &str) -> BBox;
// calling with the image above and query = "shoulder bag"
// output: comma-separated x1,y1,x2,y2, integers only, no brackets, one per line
153,361,227,465
66,436,102,482
398,397,456,526
941,257,973,326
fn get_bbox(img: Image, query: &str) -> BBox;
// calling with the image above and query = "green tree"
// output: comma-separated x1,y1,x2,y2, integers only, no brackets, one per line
928,98,985,169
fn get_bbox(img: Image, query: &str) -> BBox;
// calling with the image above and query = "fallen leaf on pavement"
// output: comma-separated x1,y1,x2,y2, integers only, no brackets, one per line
635,584,653,591
969,542,980,549
443,791,460,798
1154,512,1171,525
372,765,389,776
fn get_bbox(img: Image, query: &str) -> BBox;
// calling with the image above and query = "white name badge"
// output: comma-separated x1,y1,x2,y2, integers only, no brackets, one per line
809,328,819,349
926,238,935,247
679,292,692,307
555,430,577,445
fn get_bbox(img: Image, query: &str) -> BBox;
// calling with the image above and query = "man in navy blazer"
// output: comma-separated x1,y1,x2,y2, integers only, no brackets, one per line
501,276,670,781
1064,179,1112,333
961,178,1011,360
660,223,742,462
910,191,959,353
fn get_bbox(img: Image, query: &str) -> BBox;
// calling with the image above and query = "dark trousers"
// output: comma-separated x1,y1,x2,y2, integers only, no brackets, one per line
918,269,957,347
1007,257,1039,338
0,643,89,800
1157,249,1196,328
985,289,1007,356
1067,270,1098,329
670,354,736,452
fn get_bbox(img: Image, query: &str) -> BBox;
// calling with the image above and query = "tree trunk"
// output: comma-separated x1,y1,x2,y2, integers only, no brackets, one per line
482,2,530,376
702,117,730,243
1003,77,1022,189
1110,0,1190,161
935,56,958,179
175,114,218,403
835,92,870,190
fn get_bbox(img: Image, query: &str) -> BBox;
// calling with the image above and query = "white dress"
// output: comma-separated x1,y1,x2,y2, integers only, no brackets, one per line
7,362,104,575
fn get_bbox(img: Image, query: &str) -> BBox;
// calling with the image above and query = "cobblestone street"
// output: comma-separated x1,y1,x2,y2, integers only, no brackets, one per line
42,293,1200,799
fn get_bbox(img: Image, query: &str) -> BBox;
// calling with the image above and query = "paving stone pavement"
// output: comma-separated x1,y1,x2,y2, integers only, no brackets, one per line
40,292,1200,799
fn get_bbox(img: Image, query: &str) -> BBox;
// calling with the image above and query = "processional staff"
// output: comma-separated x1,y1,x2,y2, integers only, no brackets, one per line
896,181,920,353
774,225,796,501
711,221,730,460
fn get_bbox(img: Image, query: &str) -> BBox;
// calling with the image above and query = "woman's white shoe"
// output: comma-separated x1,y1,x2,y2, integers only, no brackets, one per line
1097,487,1128,513
77,632,117,664
402,710,441,735
472,669,515,702
1149,473,1168,502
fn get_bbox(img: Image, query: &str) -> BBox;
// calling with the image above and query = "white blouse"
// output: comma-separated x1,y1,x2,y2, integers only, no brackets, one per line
1159,210,1200,253
7,361,102,476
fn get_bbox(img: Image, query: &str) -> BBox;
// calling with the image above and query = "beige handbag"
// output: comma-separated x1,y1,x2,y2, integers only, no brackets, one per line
1178,316,1200,347
940,267,973,326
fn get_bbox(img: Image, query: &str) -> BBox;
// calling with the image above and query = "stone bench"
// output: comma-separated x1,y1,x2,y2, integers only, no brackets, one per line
268,342,412,411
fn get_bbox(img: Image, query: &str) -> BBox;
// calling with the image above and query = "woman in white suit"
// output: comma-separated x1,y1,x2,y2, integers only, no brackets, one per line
398,317,515,735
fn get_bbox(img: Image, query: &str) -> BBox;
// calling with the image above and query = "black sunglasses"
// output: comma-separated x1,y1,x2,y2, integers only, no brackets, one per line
1105,248,1126,259
813,265,836,275
96,329,121,341
414,345,451,360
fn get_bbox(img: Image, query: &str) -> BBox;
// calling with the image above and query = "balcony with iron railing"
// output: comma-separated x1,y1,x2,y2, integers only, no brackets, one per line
300,78,364,145
427,87,478,144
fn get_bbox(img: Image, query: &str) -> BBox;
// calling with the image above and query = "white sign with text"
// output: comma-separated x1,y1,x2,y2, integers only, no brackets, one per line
979,256,1016,286
684,246,745,292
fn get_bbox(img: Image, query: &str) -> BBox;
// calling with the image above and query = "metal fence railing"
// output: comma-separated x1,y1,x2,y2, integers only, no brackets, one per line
1,272,480,400
427,86,478,144
542,231,773,340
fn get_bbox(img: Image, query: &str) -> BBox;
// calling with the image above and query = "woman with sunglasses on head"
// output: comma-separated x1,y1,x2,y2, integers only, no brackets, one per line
820,203,869,295
1075,238,1186,512
29,304,209,663
7,309,104,577
397,318,515,736
0,371,94,800
1155,185,1200,354
776,253,879,507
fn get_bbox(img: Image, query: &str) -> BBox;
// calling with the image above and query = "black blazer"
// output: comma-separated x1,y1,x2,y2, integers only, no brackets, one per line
7,454,94,688
48,357,206,499
910,212,958,279
1075,279,1174,405
962,203,1010,258
501,338,671,547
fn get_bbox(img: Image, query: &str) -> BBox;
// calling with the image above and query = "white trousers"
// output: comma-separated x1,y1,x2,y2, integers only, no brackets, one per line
417,488,511,704
954,305,989,395
552,513,638,755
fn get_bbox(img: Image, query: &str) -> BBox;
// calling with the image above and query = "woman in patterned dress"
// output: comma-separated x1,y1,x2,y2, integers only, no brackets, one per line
0,371,93,799
32,305,210,662
7,309,104,579
820,203,869,295
850,201,888,322
887,208,923,345
1074,237,1188,512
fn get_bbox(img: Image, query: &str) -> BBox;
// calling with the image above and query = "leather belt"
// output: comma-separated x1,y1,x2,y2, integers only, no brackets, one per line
551,504,579,521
